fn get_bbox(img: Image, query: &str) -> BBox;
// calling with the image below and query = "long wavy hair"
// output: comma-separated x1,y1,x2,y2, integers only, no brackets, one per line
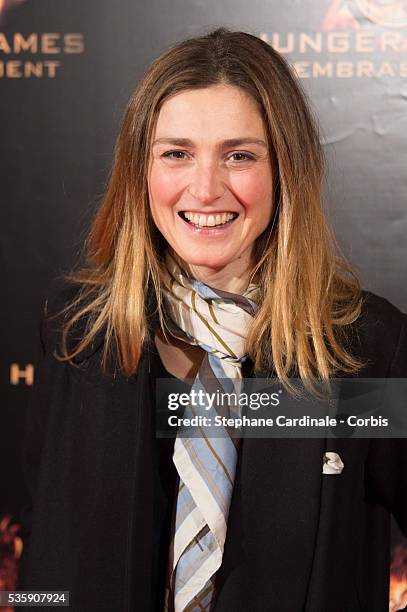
51,26,366,397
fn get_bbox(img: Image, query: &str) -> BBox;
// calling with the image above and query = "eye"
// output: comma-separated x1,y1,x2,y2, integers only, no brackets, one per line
229,152,256,162
160,150,256,162
162,150,188,160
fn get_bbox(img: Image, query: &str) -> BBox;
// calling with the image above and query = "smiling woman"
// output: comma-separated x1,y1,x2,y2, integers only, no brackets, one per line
17,26,407,612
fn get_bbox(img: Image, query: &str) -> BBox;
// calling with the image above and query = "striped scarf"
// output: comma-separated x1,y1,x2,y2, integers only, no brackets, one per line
161,250,259,611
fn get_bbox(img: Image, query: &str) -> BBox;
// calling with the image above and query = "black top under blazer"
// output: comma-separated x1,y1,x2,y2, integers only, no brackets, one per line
16,285,407,612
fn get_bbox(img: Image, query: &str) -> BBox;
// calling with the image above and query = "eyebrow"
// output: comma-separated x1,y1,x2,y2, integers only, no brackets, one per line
152,137,268,149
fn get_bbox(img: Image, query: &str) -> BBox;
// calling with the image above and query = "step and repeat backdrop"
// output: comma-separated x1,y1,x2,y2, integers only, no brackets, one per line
0,0,406,609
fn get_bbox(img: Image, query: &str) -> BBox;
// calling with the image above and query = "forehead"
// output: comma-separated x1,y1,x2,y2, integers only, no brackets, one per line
153,85,265,138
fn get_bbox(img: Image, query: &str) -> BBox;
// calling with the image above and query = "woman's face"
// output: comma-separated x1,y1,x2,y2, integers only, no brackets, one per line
148,84,274,274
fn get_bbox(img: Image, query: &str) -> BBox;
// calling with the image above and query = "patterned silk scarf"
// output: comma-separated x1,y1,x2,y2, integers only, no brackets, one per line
161,250,260,612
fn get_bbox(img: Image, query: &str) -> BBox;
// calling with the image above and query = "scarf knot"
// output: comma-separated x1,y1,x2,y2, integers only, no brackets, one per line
161,250,260,364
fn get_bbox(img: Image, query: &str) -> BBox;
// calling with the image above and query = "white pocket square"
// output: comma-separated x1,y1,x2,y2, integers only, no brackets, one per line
322,451,344,474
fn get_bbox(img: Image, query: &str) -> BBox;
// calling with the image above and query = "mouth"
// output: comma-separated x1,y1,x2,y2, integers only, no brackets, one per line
178,210,239,229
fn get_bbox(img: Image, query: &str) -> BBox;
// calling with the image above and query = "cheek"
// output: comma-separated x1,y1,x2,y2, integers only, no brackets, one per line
231,171,273,215
148,168,180,232
149,163,179,208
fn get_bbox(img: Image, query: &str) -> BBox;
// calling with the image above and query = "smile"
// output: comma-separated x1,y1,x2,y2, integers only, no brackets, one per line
178,211,239,228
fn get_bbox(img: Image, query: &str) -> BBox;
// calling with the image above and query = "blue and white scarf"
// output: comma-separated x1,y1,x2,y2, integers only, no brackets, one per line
161,250,259,611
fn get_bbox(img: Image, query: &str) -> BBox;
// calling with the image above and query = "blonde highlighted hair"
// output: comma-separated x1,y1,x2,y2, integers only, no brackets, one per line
51,26,366,397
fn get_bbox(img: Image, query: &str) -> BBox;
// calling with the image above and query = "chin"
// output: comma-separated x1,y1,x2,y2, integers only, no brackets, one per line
178,252,233,270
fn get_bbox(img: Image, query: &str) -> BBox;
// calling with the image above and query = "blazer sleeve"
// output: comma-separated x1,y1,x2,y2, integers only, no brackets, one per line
365,311,407,537
17,298,56,576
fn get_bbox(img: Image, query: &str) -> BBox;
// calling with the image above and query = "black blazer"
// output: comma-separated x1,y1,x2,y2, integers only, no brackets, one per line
16,286,407,612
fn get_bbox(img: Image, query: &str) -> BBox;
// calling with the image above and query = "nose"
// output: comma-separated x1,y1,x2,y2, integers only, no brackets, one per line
187,158,225,205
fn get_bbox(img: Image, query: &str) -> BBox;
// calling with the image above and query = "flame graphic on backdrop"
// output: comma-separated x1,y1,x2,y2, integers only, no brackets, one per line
0,514,23,612
0,0,27,20
322,0,361,30
322,0,407,30
390,544,407,612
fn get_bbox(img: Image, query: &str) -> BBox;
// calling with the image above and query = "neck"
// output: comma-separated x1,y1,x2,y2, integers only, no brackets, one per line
169,247,256,294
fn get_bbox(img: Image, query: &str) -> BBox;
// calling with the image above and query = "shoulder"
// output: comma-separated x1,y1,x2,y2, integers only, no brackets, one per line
357,289,406,347
40,282,152,382
348,289,407,376
36,281,128,389
40,282,82,348
40,282,105,364
359,288,405,326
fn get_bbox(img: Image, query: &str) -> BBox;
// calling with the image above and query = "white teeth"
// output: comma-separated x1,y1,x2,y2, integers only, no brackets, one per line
183,211,236,227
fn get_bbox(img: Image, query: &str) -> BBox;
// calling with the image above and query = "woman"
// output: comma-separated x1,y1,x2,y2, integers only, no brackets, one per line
17,27,407,612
